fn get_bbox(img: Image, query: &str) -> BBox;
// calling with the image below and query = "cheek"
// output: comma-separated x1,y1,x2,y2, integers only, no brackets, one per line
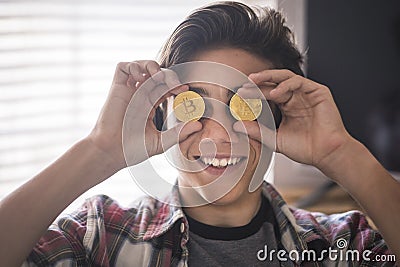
177,133,200,158
177,141,190,158
249,140,262,160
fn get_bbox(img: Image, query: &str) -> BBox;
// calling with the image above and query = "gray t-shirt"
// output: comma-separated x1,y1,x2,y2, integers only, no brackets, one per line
186,197,282,267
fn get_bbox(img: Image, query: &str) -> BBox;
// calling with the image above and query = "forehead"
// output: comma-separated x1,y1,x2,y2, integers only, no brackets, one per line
173,48,272,91
192,47,272,72
175,61,247,90
190,48,273,75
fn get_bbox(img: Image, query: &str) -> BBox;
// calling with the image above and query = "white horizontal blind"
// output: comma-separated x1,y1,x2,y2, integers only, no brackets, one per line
0,0,274,209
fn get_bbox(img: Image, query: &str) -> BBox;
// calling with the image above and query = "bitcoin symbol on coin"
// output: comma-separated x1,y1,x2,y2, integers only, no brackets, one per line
229,94,262,121
173,91,205,122
183,98,196,114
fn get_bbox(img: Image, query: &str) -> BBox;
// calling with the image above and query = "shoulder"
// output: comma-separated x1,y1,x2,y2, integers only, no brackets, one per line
63,194,163,238
25,194,173,266
291,207,393,261
290,207,372,240
262,182,395,264
263,182,382,247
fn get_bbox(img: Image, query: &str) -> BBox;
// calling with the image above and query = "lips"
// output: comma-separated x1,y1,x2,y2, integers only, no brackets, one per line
199,156,242,168
191,154,246,177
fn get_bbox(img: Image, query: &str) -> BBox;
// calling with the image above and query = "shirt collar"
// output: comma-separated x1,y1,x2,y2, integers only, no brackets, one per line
142,184,187,241
142,181,330,264
262,183,331,264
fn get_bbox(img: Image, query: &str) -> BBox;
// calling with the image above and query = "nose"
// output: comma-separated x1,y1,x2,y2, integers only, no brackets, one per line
200,102,239,144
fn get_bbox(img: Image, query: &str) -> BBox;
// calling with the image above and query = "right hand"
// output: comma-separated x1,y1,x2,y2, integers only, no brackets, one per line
87,60,202,171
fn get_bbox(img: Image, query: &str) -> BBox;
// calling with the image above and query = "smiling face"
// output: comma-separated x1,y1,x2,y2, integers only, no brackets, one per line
171,47,274,205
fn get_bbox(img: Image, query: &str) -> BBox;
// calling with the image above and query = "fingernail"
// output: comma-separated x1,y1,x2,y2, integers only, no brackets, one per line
170,76,181,84
233,122,246,132
242,83,254,87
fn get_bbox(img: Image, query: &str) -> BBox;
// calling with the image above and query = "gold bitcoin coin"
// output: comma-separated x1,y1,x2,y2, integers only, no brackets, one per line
173,91,205,122
229,94,262,121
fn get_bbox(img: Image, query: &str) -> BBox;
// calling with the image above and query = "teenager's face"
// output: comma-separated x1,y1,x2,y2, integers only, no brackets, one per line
173,48,273,205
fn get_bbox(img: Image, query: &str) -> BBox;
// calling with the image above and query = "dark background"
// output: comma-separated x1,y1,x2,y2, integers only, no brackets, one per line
307,0,400,171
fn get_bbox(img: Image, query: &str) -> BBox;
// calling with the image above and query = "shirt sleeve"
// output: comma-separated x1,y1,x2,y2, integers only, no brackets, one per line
314,210,397,266
22,195,114,267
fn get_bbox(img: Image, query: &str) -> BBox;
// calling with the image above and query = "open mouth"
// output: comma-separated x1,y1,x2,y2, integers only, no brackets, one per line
194,156,244,168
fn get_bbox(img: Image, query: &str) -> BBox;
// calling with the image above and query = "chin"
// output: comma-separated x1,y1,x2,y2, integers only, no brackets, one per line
214,173,259,205
179,170,255,206
209,186,246,206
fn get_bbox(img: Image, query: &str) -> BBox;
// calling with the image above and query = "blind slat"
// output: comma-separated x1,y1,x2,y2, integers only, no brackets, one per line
0,0,271,207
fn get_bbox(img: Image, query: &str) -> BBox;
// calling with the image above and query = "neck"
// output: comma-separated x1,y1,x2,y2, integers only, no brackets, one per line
182,187,263,227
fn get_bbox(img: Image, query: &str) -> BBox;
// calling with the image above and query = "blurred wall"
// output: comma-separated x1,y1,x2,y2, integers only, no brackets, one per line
307,0,400,171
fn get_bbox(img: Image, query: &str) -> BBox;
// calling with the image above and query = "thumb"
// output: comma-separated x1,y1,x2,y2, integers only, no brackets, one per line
160,121,203,151
233,121,276,151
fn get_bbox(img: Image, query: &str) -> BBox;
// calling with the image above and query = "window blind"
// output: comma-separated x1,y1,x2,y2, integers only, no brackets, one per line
0,0,275,210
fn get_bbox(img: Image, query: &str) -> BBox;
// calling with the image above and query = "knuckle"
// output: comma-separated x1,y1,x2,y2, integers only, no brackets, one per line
145,60,161,70
163,68,175,75
293,74,303,81
164,69,179,80
294,75,304,87
320,84,330,92
130,62,141,69
116,61,127,69
148,60,160,66
281,69,294,76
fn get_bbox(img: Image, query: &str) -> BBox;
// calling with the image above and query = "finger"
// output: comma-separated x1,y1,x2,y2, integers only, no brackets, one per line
147,84,188,126
248,69,295,85
269,88,293,104
143,60,164,78
149,83,189,106
233,121,275,150
128,62,148,84
133,61,164,89
112,62,129,85
269,75,323,105
108,62,146,104
149,83,170,104
242,81,277,88
142,60,163,83
162,68,183,90
236,84,275,100
271,75,319,97
138,68,184,97
161,121,203,151
112,62,139,89
170,84,189,95
119,62,148,85
236,86,264,99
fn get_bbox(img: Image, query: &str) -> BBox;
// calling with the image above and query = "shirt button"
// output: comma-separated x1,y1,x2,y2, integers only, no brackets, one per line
180,222,185,233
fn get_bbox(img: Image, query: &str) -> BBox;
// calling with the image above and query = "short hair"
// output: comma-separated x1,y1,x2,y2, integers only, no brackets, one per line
158,1,304,75
155,1,304,129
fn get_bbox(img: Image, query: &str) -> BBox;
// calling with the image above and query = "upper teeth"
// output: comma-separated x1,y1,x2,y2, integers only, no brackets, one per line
201,157,241,167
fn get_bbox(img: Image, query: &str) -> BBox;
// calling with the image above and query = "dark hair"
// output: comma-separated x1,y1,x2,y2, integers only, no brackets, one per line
155,1,304,130
158,1,303,75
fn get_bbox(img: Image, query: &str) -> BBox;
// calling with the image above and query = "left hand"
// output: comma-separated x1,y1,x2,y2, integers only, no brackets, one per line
234,69,353,172
234,70,400,263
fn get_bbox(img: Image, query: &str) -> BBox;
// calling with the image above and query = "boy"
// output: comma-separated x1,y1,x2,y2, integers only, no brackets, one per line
1,2,399,266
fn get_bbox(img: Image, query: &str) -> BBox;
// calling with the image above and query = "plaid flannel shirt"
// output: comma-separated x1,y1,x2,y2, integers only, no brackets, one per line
22,182,396,267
